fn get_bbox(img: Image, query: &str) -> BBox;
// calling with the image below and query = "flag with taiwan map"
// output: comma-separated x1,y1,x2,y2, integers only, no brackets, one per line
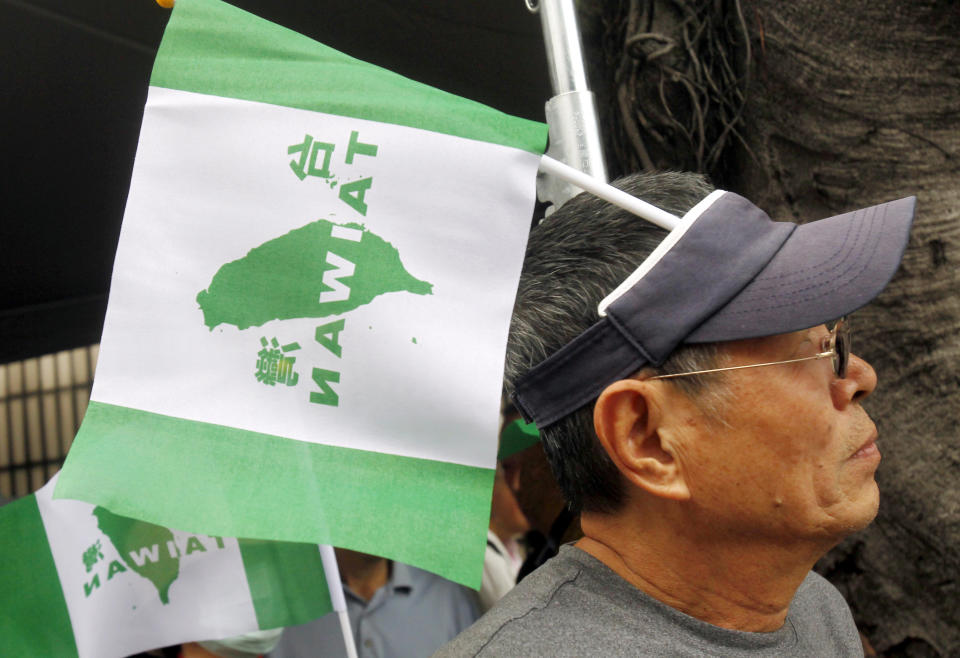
53,0,546,589
1,475,331,658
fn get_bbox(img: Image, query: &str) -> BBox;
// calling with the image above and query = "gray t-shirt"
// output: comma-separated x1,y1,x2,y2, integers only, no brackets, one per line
435,545,862,657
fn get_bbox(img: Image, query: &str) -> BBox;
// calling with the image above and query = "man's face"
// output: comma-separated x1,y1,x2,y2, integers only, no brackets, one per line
665,324,881,544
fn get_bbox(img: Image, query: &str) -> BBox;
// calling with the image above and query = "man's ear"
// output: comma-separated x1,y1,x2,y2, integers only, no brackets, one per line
593,379,690,501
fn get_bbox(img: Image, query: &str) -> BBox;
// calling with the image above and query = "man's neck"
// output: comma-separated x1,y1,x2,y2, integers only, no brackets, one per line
577,511,832,632
335,549,390,603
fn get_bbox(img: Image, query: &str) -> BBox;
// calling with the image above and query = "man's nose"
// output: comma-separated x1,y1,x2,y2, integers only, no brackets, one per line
831,353,878,408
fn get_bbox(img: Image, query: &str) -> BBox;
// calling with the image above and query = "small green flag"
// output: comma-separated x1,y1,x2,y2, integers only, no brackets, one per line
54,0,546,590
1,475,331,658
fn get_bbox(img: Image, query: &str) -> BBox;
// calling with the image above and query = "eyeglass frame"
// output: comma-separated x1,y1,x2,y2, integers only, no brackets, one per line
647,318,850,381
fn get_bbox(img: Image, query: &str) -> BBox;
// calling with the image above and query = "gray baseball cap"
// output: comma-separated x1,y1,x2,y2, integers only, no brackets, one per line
512,190,916,428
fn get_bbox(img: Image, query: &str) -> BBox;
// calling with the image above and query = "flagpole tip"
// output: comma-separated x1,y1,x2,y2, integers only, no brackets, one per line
156,0,174,8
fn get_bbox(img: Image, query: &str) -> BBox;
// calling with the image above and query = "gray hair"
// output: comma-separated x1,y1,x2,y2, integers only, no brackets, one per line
504,171,725,514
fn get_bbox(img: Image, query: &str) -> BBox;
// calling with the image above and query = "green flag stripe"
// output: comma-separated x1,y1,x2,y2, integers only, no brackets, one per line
55,401,492,589
151,0,548,155
239,539,333,630
0,495,79,658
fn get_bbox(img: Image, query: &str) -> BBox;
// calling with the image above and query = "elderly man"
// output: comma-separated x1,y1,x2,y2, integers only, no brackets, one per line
437,172,914,656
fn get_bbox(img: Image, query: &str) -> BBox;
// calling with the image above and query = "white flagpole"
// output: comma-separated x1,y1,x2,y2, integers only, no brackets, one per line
319,545,359,658
533,0,608,211
538,155,680,231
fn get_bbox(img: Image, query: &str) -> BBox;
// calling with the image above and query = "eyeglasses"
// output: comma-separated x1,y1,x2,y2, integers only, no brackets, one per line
648,318,850,381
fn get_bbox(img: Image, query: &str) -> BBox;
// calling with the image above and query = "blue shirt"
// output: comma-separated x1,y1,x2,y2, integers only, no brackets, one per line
271,561,479,658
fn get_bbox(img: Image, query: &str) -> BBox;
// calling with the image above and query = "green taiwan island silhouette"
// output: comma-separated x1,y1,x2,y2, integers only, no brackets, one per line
93,506,180,605
197,219,433,330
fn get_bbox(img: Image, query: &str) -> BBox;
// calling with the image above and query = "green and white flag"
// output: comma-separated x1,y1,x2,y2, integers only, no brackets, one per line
54,0,547,588
1,475,331,658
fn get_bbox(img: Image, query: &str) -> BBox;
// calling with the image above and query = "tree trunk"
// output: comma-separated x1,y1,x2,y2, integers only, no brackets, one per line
584,1,960,654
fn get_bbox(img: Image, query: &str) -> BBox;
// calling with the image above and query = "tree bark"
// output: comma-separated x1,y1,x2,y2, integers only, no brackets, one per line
584,1,960,654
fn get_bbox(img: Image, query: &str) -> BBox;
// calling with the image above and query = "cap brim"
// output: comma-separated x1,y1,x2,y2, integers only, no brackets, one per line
687,195,916,342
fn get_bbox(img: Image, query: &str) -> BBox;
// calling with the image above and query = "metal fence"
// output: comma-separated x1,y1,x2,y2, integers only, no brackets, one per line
0,345,98,500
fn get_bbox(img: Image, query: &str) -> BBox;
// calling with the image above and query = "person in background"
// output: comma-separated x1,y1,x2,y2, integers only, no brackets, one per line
499,412,581,583
271,548,478,658
180,631,282,658
479,458,529,612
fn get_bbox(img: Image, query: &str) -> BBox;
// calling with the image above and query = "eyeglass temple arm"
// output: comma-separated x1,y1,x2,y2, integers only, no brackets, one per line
647,351,834,380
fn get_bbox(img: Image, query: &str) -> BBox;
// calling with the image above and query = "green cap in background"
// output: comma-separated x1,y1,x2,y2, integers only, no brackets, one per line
498,418,540,459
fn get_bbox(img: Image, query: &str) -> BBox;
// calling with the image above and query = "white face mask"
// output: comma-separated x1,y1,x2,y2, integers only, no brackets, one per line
197,628,284,657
